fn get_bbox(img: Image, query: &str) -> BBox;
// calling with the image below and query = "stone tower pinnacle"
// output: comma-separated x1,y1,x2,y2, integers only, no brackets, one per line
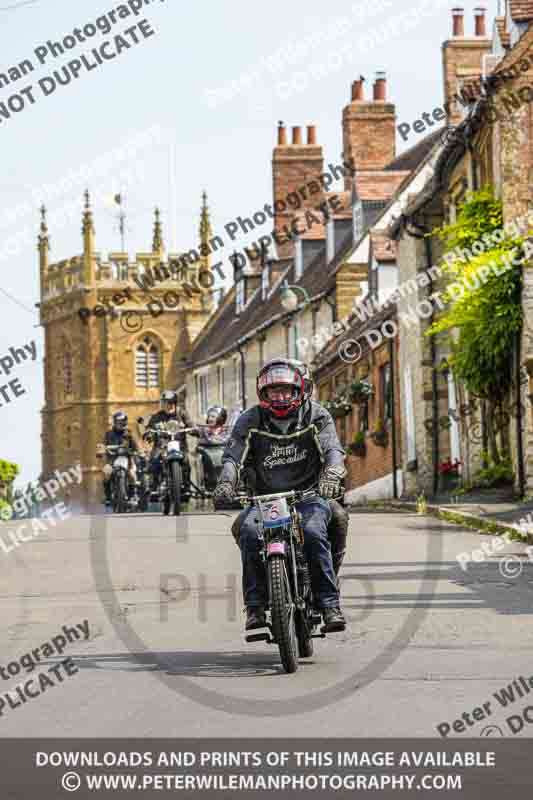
38,204,49,293
199,191,211,269
152,207,164,255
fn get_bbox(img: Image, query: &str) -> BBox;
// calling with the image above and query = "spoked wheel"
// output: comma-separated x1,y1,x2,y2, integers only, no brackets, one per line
170,461,182,516
138,477,149,512
269,555,298,674
113,471,128,514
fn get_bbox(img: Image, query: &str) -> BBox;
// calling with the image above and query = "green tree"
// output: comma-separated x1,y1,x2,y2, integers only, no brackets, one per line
0,458,20,521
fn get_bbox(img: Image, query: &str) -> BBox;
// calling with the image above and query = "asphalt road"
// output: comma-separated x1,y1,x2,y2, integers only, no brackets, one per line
1,508,533,738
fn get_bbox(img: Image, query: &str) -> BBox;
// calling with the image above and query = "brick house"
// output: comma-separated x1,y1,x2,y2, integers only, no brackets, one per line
313,305,403,503
388,3,533,497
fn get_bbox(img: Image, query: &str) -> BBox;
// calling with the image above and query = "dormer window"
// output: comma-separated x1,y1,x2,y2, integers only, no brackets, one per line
353,198,364,241
236,278,245,314
294,238,303,280
326,217,335,263
261,261,270,300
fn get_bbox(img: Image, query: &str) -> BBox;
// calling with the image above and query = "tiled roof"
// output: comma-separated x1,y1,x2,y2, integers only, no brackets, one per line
384,128,444,172
313,301,397,375
510,0,533,21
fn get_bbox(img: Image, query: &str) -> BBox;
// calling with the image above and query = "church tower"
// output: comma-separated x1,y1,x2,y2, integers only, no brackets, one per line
39,193,214,508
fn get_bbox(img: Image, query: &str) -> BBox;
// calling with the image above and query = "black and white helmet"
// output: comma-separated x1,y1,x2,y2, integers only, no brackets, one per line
206,406,227,426
160,390,177,412
112,410,128,432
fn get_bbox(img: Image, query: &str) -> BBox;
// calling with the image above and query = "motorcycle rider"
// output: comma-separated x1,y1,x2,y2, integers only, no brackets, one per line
99,410,138,505
203,406,228,441
144,390,198,492
196,406,229,491
214,358,347,633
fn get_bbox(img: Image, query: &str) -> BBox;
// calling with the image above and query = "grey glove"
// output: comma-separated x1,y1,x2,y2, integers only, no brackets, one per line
213,480,236,505
318,465,346,499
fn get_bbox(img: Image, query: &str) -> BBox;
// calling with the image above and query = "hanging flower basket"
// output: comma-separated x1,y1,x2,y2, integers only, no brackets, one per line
370,421,389,448
325,394,352,418
350,380,374,404
347,440,367,457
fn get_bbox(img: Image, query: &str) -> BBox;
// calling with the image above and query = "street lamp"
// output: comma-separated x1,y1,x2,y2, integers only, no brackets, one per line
280,282,310,311
280,282,310,359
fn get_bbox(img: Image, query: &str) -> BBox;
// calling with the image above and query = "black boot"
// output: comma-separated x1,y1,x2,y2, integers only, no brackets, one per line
245,606,266,631
322,607,346,633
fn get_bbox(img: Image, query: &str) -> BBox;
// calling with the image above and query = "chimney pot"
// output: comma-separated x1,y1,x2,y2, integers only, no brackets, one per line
307,125,316,145
373,71,387,101
474,7,486,36
277,121,287,146
351,78,364,101
452,7,465,37
292,125,302,145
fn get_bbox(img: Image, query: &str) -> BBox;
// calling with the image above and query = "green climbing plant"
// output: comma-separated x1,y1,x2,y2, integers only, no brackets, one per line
426,187,531,463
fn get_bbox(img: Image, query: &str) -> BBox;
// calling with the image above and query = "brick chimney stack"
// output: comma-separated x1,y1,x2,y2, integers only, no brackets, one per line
452,7,465,36
442,6,491,125
474,7,486,37
342,72,396,192
272,121,325,257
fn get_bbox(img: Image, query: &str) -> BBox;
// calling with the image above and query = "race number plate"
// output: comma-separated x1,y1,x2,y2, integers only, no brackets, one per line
113,456,129,469
258,497,291,528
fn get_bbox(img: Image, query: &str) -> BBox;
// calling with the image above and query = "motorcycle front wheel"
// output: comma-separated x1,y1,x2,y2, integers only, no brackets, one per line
269,555,298,674
170,460,182,516
113,471,128,514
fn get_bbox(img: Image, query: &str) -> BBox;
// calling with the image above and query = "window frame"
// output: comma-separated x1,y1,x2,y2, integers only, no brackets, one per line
135,336,160,389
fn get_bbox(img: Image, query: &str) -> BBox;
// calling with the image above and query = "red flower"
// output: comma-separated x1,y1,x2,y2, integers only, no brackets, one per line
439,458,462,475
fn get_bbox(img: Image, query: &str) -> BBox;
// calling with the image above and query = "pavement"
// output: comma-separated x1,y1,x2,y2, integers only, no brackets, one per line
350,490,533,539
1,506,533,739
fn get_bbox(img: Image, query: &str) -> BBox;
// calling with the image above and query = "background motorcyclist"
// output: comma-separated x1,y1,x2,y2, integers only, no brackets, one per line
144,390,198,492
98,410,138,505
214,357,348,634
196,406,229,491
201,405,228,442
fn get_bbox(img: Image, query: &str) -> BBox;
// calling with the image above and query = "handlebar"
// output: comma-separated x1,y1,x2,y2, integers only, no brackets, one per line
241,486,319,505
96,445,135,457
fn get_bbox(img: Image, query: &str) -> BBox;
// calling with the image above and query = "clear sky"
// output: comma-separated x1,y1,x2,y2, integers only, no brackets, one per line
0,0,497,485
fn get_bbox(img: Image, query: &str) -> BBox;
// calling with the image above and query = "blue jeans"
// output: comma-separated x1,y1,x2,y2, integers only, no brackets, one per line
238,497,339,609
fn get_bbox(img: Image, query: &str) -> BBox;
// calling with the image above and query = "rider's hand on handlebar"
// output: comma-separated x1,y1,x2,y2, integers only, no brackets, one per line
318,465,345,499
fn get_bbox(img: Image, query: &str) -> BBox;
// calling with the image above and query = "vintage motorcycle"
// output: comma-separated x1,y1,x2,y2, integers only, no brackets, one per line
142,420,199,516
240,488,326,674
193,424,231,494
96,443,136,514
133,451,150,512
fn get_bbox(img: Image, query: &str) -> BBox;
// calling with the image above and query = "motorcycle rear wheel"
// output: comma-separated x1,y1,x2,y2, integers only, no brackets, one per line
269,555,298,674
297,624,314,658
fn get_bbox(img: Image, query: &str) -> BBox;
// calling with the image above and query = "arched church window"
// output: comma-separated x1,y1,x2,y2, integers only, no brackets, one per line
136,337,160,388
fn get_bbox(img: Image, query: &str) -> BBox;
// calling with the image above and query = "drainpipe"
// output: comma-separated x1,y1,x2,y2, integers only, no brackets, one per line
516,312,526,497
237,343,247,410
324,293,337,323
388,335,399,499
